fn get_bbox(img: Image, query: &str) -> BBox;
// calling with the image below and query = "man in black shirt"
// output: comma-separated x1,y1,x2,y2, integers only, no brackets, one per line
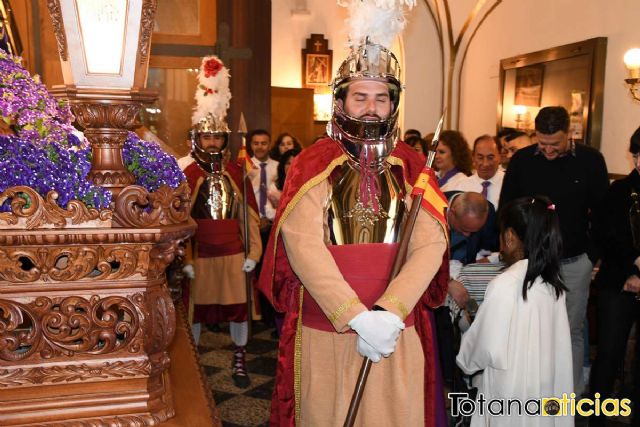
589,127,640,427
499,106,609,396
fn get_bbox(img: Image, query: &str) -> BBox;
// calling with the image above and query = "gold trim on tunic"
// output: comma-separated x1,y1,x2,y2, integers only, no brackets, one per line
380,294,409,320
295,285,304,426
267,154,350,294
328,297,362,324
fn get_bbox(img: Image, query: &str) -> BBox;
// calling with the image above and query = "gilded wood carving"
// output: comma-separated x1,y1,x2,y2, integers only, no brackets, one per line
0,359,152,387
0,187,193,424
0,245,148,282
0,186,112,229
138,0,158,66
114,181,191,227
45,0,67,61
0,295,141,360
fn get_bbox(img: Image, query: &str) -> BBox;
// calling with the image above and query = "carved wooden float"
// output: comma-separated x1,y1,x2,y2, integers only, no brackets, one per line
0,182,195,426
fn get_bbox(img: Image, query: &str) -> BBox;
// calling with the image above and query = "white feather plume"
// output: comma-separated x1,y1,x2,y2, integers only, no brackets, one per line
338,0,415,49
192,55,232,126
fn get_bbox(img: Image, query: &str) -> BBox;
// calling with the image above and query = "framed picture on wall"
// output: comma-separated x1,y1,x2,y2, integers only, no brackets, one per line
498,37,607,149
514,65,544,107
302,34,332,91
305,54,330,85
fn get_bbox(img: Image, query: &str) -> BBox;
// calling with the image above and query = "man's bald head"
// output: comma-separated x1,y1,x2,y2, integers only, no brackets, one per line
448,192,489,236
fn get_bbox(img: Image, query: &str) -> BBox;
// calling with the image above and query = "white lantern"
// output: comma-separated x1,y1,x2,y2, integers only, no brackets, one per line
49,0,154,90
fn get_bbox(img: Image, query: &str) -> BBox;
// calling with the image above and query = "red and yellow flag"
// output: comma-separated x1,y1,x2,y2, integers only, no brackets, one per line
411,166,448,227
237,136,256,173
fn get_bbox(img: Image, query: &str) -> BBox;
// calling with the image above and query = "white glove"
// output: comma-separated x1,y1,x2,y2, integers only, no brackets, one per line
242,258,257,273
348,310,405,357
182,264,195,279
356,336,382,363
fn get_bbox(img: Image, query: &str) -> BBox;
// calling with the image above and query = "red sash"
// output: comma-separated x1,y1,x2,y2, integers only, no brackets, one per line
301,243,415,332
195,219,243,257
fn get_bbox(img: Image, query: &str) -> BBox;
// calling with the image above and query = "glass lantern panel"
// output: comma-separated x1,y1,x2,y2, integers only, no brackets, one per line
75,0,128,74
139,67,199,158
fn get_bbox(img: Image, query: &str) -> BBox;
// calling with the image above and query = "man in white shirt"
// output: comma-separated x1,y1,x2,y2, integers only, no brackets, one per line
248,129,278,225
248,129,279,327
454,135,504,209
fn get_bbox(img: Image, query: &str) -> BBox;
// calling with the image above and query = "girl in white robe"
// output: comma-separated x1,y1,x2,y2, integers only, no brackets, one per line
457,196,574,426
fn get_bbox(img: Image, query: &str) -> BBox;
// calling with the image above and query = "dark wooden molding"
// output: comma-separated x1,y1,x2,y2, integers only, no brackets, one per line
217,0,271,158
151,43,216,57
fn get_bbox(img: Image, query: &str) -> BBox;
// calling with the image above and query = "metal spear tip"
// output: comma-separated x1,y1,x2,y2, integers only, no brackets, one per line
237,112,248,134
430,109,446,146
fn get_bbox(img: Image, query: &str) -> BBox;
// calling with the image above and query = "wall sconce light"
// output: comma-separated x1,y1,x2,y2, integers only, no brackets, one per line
623,48,640,101
513,105,527,129
313,93,332,122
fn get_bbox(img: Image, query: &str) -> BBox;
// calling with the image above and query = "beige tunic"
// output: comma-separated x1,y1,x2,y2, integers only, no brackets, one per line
189,174,262,306
282,180,447,427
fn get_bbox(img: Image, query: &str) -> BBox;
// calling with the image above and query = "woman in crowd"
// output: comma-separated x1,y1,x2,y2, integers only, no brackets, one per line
434,130,472,191
589,127,640,427
269,132,302,161
457,196,573,426
267,147,301,209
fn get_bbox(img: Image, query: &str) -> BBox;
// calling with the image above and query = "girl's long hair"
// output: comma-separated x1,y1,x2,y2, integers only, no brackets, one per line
270,132,302,161
276,148,301,191
499,196,567,300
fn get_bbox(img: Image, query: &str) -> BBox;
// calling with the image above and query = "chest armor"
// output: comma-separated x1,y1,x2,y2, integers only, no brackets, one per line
326,163,406,245
192,172,238,220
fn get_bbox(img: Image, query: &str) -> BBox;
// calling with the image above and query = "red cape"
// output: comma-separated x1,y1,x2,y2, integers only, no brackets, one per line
257,138,449,426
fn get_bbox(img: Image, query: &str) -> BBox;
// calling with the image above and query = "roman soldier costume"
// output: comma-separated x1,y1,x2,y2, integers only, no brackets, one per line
179,55,261,388
258,1,449,425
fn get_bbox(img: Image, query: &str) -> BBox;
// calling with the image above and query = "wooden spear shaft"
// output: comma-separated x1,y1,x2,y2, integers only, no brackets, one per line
242,166,253,339
238,113,252,340
343,114,445,427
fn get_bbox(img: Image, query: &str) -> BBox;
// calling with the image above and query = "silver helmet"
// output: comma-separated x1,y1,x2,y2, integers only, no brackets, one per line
190,54,232,175
327,39,402,169
190,113,230,175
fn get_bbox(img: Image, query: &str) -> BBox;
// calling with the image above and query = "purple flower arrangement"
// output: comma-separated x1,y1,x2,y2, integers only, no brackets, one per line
0,50,75,145
123,132,185,192
0,50,112,211
0,49,185,214
0,135,112,210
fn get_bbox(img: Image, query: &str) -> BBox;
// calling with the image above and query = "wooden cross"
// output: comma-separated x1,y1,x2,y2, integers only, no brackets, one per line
214,22,252,64
313,39,323,52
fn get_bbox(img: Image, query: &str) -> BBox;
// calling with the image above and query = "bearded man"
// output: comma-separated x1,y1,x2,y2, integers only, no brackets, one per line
258,2,449,425
179,55,261,388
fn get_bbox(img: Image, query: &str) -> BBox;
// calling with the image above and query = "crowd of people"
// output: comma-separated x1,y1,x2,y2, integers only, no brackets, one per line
182,106,639,426
179,11,638,422
403,108,640,426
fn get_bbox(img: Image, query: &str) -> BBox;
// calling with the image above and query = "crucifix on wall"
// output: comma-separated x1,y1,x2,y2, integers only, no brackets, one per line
214,22,252,65
302,34,332,92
